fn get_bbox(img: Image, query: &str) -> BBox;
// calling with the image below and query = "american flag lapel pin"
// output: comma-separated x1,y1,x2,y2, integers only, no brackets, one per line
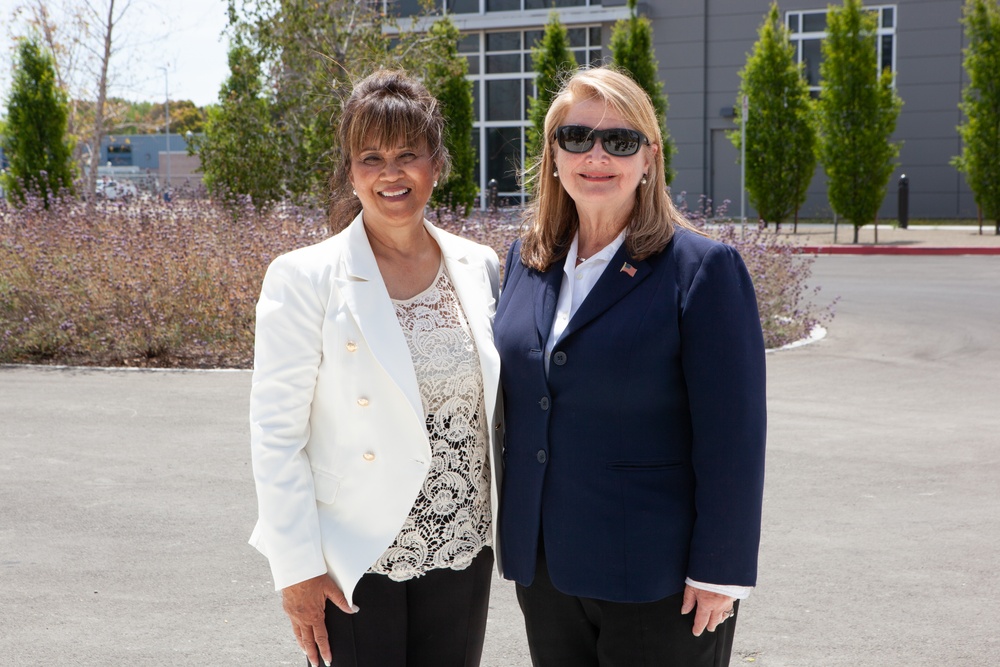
620,262,637,277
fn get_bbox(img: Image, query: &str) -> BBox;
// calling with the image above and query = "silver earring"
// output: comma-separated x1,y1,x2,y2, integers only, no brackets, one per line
553,170,559,178
352,189,357,196
641,174,648,185
433,180,438,188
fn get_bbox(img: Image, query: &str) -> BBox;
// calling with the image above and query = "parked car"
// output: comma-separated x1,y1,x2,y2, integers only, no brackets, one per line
95,179,138,200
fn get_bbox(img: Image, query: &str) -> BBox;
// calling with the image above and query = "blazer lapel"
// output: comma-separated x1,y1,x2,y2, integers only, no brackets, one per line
559,244,652,341
534,257,566,348
334,215,424,423
427,222,502,423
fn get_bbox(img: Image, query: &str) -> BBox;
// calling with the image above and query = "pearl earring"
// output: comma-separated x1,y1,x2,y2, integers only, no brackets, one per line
641,174,648,185
433,180,438,188
352,189,357,196
553,169,559,178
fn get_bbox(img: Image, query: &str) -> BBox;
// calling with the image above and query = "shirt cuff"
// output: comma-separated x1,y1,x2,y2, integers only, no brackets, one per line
685,578,754,600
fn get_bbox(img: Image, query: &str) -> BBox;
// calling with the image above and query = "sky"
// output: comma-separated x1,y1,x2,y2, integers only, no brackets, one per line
0,0,232,111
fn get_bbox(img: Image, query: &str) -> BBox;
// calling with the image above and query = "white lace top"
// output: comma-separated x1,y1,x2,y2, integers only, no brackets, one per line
368,262,492,581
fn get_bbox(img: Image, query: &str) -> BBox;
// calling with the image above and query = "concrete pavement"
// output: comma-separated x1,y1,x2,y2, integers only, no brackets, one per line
776,223,1000,254
2,253,999,665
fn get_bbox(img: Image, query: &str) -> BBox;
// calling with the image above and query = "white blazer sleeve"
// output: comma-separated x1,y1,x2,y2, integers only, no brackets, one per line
248,253,329,590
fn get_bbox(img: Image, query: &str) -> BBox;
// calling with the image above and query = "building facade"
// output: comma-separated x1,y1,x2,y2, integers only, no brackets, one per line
394,0,971,219
99,133,202,189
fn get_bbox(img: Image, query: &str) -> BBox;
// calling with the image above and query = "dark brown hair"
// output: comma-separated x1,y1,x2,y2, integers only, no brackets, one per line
328,69,450,231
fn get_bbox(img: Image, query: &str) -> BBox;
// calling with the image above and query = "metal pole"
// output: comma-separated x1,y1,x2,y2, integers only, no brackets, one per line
740,95,748,240
158,66,170,196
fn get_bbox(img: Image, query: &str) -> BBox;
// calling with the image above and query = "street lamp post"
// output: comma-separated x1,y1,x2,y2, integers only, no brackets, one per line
157,65,170,198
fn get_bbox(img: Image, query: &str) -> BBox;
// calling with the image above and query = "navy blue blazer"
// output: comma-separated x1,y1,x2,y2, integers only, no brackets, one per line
494,228,767,603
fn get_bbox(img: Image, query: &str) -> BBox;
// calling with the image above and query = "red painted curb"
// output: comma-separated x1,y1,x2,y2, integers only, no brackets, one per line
796,246,1000,256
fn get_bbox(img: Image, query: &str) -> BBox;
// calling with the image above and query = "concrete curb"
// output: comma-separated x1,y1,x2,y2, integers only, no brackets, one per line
797,245,1000,256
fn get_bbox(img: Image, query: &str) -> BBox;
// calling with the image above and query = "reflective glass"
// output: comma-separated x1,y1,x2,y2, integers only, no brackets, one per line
801,38,822,87
801,12,826,33
487,31,520,51
389,0,424,17
486,0,519,12
881,35,893,72
487,127,522,193
458,34,479,52
487,79,522,120
487,54,521,73
447,0,480,12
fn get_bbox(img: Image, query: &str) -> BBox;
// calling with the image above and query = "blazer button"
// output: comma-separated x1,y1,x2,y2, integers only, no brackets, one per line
536,450,547,463
539,397,549,410
357,397,370,407
346,340,358,352
553,351,567,366
363,451,376,461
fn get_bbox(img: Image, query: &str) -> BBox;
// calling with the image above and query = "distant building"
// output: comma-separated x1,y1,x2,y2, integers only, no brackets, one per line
394,0,972,219
99,133,203,190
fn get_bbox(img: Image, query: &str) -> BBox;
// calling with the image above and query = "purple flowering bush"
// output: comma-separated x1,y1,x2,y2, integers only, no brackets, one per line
0,193,329,367
680,196,834,349
0,193,829,367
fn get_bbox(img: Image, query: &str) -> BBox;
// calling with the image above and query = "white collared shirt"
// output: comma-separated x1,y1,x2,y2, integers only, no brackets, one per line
543,229,752,601
544,230,626,373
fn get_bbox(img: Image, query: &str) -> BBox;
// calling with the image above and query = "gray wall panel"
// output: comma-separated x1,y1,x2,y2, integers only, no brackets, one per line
896,55,964,85
649,0,975,219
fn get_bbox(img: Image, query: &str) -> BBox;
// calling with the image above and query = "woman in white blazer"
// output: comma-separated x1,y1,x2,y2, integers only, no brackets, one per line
249,70,503,667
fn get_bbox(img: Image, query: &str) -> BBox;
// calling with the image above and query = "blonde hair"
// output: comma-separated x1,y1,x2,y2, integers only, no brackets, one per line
329,69,450,231
519,66,696,271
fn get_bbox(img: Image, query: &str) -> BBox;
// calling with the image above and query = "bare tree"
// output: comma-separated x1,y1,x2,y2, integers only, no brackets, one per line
82,0,133,202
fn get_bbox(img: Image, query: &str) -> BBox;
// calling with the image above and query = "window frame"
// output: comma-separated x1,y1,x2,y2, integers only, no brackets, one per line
786,5,897,97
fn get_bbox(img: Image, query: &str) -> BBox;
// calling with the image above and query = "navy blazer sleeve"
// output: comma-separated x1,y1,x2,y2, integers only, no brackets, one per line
677,242,767,586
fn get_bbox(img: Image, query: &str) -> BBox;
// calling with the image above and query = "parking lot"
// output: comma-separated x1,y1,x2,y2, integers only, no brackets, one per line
1,254,999,665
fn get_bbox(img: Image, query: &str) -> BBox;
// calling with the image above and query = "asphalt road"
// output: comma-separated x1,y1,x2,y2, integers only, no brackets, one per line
1,255,998,666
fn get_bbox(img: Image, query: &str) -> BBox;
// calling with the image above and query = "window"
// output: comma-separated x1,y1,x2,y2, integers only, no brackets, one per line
464,25,602,205
107,142,133,167
382,0,597,16
787,5,896,97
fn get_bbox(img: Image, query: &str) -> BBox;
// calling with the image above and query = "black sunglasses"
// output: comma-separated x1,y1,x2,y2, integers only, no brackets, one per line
555,125,650,157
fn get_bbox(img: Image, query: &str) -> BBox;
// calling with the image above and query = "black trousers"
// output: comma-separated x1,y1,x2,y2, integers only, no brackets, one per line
515,548,738,667
320,547,493,667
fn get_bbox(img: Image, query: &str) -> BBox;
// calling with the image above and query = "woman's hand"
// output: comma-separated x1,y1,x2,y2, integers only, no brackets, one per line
281,574,356,667
680,585,736,637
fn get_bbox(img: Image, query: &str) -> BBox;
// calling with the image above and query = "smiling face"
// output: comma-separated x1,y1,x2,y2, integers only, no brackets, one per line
349,141,441,233
553,98,654,225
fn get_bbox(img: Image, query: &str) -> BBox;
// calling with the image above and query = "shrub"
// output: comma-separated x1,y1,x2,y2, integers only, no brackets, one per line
0,194,830,367
679,195,834,349
0,193,327,367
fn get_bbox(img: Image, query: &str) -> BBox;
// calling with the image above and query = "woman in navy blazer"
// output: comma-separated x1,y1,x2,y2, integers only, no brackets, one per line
494,67,766,666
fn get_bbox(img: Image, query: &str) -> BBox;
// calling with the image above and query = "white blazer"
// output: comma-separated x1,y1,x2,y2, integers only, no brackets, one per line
249,213,503,606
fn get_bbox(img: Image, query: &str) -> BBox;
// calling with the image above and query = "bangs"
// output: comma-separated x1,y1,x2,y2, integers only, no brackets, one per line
344,94,437,156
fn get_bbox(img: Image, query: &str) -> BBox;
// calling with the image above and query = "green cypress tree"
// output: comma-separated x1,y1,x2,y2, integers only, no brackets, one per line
953,0,1000,235
193,39,283,209
422,17,478,215
1,37,75,206
816,0,902,243
731,2,817,230
609,0,674,185
526,12,576,162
